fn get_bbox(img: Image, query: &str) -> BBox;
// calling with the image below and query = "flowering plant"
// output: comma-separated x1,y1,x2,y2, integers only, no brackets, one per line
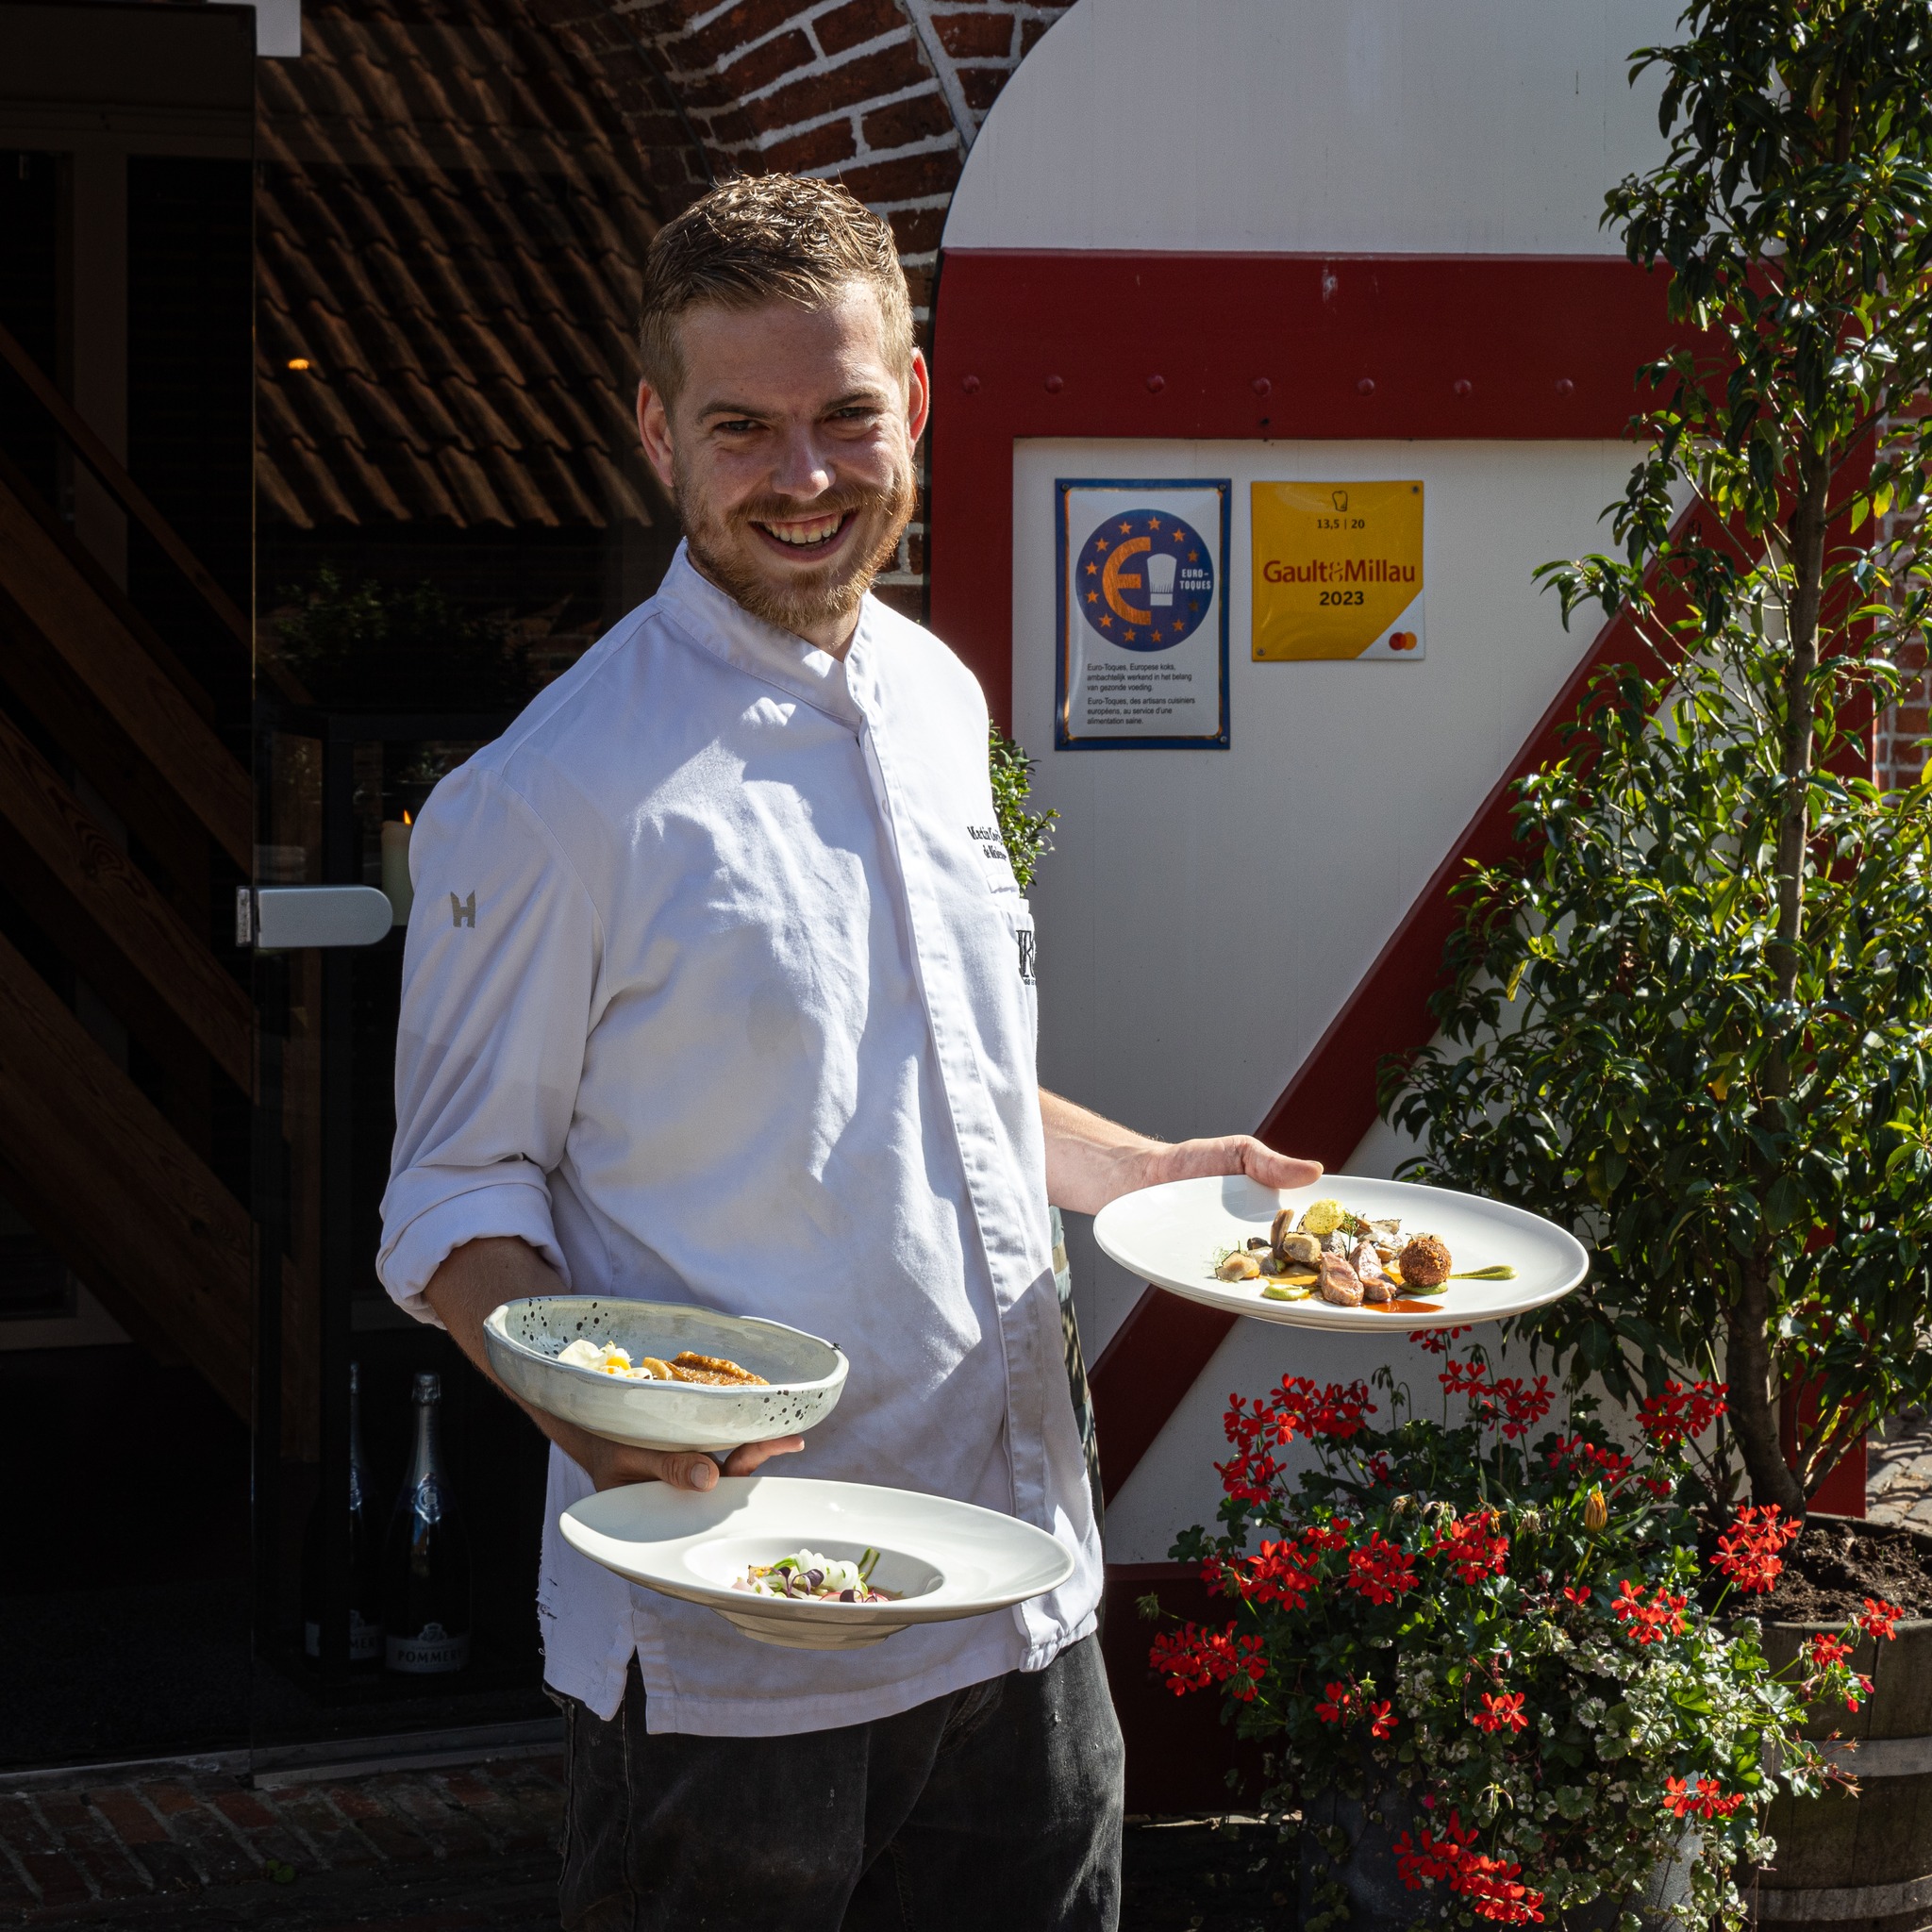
1151,1340,1899,1928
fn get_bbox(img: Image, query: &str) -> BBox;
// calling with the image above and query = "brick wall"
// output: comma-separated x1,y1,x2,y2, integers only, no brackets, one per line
528,0,1074,617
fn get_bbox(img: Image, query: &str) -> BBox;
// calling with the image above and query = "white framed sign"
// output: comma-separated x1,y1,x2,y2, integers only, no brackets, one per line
1055,478,1230,749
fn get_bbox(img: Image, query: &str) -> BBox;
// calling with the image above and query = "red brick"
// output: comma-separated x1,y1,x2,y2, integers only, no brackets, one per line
437,1772,553,1856
744,42,928,132
889,205,945,253
326,1784,437,1863
958,64,1012,111
871,582,925,623
208,1790,315,1873
862,92,955,151
35,1791,151,1901
835,148,962,203
20,1851,92,1907
376,1777,497,1859
814,0,905,58
267,1787,385,1871
760,116,859,172
136,1784,259,1888
718,26,819,93
1020,14,1058,53
678,0,814,68
84,1788,168,1846
932,9,1014,58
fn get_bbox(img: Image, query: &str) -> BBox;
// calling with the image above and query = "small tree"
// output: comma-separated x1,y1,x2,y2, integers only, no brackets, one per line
1387,0,1932,1515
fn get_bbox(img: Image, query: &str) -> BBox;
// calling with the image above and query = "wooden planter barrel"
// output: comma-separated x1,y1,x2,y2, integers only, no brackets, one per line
1756,1517,1932,1931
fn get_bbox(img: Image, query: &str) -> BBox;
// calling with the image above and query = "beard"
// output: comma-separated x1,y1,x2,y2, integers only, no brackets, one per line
673,458,916,641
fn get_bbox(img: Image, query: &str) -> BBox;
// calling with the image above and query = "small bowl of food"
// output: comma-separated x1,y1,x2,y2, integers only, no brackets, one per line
483,1297,848,1454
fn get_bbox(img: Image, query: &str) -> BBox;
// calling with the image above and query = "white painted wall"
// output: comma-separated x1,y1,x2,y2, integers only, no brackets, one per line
947,0,1678,256
1015,437,1647,1557
949,0,1690,1560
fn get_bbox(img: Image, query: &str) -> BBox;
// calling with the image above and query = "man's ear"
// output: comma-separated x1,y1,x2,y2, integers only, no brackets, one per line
906,347,931,448
637,377,677,492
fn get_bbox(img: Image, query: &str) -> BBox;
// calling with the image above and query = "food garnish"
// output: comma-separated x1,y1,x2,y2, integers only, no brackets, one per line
736,1547,891,1603
1299,1198,1347,1237
556,1340,768,1385
1398,1233,1453,1290
1209,1203,1484,1309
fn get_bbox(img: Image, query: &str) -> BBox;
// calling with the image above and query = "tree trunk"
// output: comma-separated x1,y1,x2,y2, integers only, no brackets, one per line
1741,443,1832,1516
1728,1255,1806,1517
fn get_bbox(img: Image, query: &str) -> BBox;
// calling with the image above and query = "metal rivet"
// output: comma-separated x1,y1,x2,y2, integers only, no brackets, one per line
1251,376,1272,397
1555,377,1574,396
1453,378,1473,397
1044,374,1064,393
1357,377,1375,396
1145,374,1165,393
961,375,981,394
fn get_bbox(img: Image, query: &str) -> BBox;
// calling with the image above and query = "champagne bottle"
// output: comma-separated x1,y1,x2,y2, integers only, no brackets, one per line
383,1371,472,1674
302,1361,383,1664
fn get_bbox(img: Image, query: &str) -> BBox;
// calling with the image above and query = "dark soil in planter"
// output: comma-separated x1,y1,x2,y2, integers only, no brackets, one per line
1758,1515,1932,1622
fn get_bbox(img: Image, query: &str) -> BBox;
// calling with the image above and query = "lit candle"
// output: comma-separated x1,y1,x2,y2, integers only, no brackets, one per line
380,813,413,926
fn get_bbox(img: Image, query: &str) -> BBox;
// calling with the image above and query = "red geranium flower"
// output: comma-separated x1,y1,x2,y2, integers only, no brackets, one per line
1432,1509,1510,1586
1710,1504,1800,1594
1859,1597,1903,1642
1611,1579,1691,1645
1636,1379,1726,1450
1471,1691,1529,1734
1347,1530,1419,1605
1663,1775,1746,1820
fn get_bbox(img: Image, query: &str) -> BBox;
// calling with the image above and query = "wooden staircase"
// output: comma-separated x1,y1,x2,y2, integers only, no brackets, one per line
0,321,261,1419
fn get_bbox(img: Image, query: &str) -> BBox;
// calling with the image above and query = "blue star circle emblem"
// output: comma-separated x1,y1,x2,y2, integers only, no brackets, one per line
1076,509,1214,653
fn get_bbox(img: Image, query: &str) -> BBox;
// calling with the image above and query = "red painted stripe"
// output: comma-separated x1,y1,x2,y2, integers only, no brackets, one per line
928,250,1679,721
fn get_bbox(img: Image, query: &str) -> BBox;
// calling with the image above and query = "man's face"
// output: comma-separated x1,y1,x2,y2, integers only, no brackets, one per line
636,287,929,653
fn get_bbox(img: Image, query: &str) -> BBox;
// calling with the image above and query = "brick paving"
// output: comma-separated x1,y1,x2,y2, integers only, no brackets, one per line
0,1757,565,1930
0,1748,1273,1929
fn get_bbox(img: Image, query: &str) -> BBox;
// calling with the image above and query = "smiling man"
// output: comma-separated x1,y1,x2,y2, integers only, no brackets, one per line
377,176,1319,1932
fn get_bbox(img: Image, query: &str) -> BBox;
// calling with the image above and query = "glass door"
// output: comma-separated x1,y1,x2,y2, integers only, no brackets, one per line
245,0,678,1765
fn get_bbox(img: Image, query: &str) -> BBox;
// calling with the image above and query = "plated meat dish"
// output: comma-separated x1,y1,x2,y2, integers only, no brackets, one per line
1211,1198,1513,1309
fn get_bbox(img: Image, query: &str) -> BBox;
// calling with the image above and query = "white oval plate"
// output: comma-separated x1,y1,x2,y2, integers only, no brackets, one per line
485,1298,848,1454
560,1475,1074,1651
1092,1174,1588,1331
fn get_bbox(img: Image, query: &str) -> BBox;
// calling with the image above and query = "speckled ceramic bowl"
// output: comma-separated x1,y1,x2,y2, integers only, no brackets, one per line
483,1297,848,1454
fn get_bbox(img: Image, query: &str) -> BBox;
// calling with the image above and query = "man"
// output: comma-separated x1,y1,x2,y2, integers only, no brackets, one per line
378,175,1320,1931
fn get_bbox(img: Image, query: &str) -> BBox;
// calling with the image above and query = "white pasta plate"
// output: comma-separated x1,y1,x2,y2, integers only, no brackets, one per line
560,1475,1075,1651
1092,1174,1588,1332
485,1297,848,1454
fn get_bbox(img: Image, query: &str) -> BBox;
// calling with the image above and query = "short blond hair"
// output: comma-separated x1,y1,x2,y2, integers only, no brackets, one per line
638,175,913,400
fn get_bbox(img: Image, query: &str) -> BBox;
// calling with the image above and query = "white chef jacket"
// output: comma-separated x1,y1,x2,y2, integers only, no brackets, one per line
376,545,1103,1737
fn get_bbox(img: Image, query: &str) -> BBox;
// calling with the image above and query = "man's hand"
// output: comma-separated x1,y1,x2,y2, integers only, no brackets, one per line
423,1237,804,1493
1040,1090,1323,1216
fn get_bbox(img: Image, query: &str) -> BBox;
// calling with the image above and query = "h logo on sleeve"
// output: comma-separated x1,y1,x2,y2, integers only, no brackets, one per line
450,891,476,928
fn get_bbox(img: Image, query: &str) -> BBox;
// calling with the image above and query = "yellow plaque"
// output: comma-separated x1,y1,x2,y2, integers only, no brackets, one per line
1250,481,1425,661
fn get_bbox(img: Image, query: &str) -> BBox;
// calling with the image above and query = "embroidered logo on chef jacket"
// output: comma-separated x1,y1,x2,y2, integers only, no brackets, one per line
450,891,475,928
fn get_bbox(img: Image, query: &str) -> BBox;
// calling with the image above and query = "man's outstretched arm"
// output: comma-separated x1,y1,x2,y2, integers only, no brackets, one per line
1039,1088,1323,1216
424,1236,803,1494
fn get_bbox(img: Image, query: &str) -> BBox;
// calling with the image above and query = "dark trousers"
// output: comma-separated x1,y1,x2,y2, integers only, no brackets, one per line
557,1633,1124,1931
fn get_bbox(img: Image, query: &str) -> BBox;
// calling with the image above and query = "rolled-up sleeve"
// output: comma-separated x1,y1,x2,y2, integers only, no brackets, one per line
376,765,602,1323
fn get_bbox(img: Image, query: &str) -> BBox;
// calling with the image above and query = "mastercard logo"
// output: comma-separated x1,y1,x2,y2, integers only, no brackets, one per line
1389,631,1419,652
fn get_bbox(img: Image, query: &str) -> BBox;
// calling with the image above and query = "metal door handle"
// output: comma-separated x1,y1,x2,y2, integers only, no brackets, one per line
237,886,394,950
